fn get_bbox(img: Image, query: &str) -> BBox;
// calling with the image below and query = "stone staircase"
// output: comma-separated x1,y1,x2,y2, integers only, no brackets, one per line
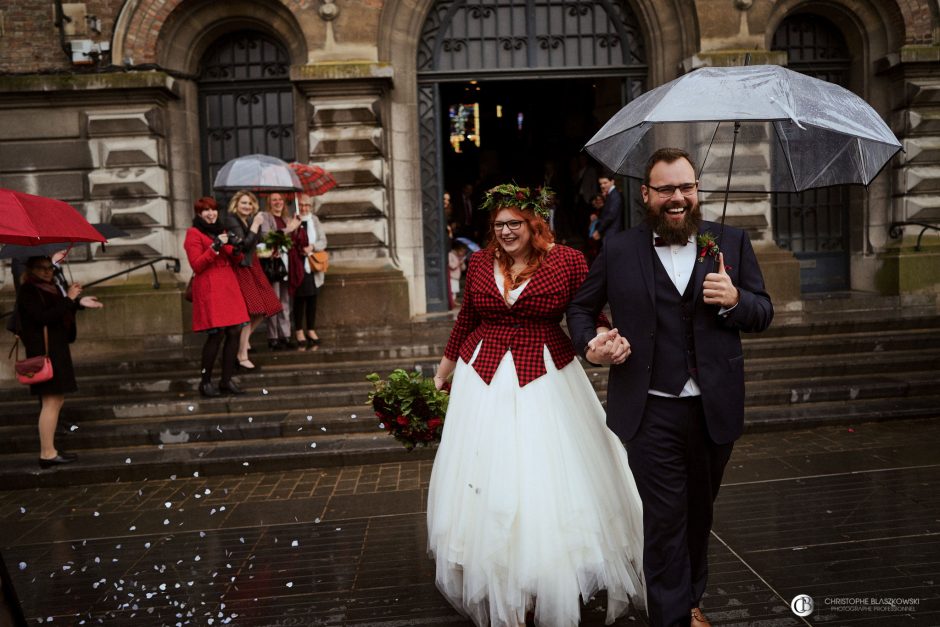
1,296,938,488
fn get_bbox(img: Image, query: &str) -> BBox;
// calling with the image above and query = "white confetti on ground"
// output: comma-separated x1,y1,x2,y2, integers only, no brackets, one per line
261,388,269,395
69,425,79,432
310,443,316,449
285,582,293,588
125,458,132,464
291,540,298,547
17,562,26,570
188,406,195,412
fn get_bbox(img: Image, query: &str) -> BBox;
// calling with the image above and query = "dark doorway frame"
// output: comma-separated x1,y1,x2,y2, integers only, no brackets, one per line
416,0,647,311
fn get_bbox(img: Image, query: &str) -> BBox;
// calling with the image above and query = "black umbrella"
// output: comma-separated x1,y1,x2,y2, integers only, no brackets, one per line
0,223,128,259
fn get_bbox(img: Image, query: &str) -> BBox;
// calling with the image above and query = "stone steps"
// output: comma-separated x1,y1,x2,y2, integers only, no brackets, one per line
0,312,936,488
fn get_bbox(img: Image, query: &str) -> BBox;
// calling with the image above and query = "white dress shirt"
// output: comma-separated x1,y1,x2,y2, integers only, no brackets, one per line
649,233,701,398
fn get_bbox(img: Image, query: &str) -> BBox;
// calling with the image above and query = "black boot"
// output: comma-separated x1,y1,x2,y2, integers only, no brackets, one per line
199,381,221,397
220,379,245,395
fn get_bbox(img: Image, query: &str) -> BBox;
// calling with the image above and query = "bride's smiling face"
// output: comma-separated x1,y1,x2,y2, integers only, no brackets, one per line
493,207,532,259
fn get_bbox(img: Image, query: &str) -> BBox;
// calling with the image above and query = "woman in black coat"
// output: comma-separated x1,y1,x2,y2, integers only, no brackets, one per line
15,256,103,467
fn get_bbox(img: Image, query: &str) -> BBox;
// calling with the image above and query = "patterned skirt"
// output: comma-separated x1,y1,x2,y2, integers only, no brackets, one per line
234,257,283,317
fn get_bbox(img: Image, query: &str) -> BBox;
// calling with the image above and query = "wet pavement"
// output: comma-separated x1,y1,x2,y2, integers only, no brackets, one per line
1,417,938,626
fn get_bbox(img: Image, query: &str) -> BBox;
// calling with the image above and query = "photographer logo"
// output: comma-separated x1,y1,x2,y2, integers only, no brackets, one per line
791,594,814,617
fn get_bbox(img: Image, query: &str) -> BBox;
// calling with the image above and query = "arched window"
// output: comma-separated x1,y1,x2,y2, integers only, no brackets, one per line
197,30,295,195
771,14,852,292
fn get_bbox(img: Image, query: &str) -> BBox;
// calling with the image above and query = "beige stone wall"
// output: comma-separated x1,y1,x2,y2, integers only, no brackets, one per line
1,0,938,315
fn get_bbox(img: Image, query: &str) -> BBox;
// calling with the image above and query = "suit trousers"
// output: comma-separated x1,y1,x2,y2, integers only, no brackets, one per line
625,394,733,627
265,280,292,340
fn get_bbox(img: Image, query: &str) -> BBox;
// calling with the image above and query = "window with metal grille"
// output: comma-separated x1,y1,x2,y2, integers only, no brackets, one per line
198,31,295,196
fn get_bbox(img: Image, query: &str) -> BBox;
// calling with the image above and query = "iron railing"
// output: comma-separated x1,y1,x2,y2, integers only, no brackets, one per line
888,221,940,251
1,257,181,321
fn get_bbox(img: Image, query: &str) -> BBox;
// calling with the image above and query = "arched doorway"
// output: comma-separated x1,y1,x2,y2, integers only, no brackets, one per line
417,0,647,311
771,14,852,293
197,30,295,196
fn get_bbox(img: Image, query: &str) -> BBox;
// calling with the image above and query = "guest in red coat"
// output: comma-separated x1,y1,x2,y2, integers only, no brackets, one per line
184,197,250,397
222,190,283,370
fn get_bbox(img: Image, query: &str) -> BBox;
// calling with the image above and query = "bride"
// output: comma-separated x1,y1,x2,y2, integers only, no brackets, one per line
428,183,645,627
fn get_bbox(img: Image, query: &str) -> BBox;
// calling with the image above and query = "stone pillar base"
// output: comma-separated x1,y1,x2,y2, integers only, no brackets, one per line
317,265,410,327
875,242,940,295
752,241,801,307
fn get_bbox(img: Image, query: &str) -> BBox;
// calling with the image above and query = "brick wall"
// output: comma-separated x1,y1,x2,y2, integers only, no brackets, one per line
0,0,125,72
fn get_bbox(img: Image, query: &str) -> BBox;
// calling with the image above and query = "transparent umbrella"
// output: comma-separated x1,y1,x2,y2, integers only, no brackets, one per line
213,154,303,192
584,64,902,233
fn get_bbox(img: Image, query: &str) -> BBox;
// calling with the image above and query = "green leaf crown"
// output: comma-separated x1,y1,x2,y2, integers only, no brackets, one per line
479,182,554,221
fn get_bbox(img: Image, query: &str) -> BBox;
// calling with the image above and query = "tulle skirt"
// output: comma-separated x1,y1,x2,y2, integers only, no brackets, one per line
427,345,646,627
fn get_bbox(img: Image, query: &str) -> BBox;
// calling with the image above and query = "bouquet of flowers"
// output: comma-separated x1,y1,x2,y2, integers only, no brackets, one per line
257,230,292,258
367,369,449,450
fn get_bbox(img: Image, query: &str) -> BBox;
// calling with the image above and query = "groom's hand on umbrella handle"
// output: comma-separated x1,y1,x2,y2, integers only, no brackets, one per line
703,253,738,307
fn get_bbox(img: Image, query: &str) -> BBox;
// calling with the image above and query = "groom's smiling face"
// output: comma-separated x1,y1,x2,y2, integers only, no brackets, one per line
642,157,702,246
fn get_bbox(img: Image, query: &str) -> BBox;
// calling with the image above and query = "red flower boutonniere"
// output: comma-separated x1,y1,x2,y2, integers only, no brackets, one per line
696,232,720,264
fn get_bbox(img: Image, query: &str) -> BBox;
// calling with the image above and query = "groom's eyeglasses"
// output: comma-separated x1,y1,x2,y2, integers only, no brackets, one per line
648,182,698,198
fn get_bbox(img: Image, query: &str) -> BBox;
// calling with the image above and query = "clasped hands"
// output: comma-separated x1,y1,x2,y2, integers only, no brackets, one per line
586,328,631,365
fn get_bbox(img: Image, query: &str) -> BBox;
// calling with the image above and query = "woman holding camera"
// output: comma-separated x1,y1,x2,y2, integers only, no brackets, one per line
223,190,283,369
184,197,249,396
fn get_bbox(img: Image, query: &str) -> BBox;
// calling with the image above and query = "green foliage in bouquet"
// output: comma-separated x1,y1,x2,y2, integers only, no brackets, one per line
367,369,449,450
262,230,292,252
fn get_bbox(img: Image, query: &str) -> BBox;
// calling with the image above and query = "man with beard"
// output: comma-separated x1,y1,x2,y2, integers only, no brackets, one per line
567,148,773,627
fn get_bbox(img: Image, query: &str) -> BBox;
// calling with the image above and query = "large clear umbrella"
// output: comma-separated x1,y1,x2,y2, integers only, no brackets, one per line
213,154,303,193
584,64,902,236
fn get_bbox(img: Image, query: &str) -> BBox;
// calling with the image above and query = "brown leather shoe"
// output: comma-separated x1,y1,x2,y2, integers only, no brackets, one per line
691,608,712,627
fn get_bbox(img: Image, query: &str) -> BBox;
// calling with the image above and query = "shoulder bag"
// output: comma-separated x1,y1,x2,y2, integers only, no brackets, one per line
9,328,54,385
308,250,329,273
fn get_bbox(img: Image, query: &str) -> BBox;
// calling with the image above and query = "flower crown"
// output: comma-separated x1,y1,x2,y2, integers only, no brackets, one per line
479,183,553,221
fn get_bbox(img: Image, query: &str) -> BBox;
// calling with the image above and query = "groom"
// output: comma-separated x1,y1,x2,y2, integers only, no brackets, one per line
567,148,773,627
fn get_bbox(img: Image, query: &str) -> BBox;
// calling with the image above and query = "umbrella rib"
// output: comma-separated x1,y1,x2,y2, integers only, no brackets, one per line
698,122,722,180
772,122,800,192
800,138,855,191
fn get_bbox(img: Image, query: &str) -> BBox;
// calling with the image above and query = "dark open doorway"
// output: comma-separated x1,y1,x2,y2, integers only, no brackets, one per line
439,76,623,246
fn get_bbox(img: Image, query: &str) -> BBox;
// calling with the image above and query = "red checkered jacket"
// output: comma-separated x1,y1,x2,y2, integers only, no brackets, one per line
444,245,610,387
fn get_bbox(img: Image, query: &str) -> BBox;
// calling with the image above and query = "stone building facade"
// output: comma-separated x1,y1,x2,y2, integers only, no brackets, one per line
0,0,937,337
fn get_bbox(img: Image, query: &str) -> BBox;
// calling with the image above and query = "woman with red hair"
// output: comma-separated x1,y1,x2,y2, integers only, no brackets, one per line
427,184,645,626
184,196,249,396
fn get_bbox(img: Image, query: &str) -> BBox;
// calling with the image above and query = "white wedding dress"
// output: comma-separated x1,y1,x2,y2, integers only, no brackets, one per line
427,277,646,627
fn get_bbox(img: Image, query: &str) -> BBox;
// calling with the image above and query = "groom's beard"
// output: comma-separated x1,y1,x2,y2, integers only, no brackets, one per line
645,197,702,246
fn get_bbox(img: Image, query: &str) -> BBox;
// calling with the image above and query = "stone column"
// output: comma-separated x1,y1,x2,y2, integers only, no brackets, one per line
292,63,410,326
880,46,940,297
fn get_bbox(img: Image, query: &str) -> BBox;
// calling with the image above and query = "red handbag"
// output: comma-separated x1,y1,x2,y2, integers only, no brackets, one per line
9,328,54,385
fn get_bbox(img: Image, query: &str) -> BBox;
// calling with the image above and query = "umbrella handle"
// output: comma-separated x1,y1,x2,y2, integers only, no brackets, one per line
717,120,741,243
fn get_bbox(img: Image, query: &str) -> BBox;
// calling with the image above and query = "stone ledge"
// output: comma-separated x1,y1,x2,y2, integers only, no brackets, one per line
0,71,179,98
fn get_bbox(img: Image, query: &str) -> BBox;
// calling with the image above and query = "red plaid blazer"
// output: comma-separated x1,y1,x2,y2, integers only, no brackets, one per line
443,245,610,387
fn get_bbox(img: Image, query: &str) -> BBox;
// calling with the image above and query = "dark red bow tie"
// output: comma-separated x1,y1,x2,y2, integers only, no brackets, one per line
654,236,687,247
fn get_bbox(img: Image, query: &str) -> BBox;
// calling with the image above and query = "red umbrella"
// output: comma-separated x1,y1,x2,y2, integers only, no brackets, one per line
0,188,105,245
288,162,337,197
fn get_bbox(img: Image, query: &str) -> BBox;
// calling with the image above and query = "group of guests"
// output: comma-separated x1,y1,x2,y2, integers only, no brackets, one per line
184,191,327,397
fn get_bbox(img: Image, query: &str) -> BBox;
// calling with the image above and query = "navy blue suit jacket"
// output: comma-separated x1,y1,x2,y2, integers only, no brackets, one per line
566,220,773,445
598,187,624,238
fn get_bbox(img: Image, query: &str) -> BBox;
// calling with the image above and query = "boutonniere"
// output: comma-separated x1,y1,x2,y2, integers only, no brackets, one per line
696,232,720,264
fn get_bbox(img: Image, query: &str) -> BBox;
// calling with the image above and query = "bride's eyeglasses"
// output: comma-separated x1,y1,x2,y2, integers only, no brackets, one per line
493,220,524,231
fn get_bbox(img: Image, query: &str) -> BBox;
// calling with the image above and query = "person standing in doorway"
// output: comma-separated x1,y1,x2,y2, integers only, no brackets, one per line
568,148,773,627
595,172,624,240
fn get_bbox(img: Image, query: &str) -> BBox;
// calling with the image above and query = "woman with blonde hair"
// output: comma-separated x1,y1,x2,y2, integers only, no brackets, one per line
222,190,283,369
427,183,645,627
259,192,301,350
